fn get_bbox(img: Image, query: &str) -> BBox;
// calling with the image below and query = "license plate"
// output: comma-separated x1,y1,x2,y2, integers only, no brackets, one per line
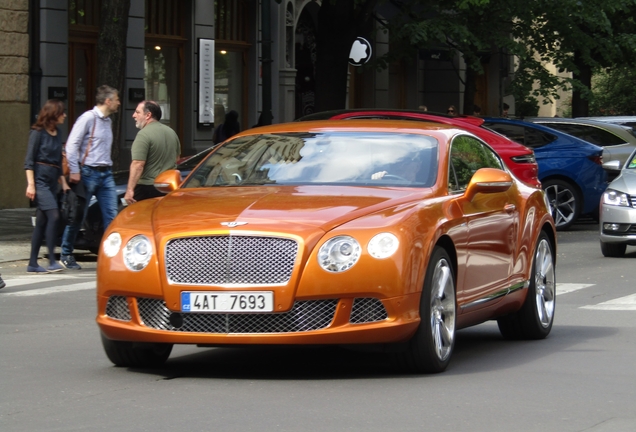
181,291,274,313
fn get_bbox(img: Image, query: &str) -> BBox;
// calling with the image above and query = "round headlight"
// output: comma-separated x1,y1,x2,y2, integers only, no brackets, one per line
123,235,153,271
318,236,361,273
103,232,122,258
368,233,399,259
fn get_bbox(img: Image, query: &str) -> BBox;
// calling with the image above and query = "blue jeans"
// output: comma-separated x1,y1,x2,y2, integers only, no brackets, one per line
61,166,118,256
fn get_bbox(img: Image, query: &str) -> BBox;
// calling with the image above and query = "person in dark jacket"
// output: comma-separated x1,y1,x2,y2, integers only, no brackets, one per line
24,99,70,273
213,110,240,144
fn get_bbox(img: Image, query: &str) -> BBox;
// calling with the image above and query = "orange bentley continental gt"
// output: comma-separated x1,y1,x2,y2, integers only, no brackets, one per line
97,120,557,373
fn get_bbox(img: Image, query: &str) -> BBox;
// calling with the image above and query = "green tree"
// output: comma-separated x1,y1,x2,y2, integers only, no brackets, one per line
590,67,636,115
509,0,636,117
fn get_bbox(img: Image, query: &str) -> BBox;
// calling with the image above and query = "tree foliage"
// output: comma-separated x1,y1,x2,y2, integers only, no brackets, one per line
314,0,636,116
589,67,636,115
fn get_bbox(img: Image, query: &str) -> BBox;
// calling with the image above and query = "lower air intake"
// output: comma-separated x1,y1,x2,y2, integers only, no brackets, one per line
136,298,338,333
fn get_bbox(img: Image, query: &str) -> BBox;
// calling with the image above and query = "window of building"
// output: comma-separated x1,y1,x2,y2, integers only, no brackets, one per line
215,0,249,129
68,0,100,123
145,0,185,139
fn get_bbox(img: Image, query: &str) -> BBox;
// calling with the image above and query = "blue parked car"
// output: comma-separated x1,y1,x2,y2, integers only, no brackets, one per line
482,118,607,230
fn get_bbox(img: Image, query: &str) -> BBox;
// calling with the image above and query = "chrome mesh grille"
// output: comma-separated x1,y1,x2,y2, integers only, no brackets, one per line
165,236,298,285
137,298,338,333
350,298,388,324
105,296,131,321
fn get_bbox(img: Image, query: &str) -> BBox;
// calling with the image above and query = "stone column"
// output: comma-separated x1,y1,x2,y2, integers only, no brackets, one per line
0,0,30,208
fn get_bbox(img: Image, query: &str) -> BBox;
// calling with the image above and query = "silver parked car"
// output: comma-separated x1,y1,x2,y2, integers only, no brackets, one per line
579,116,636,131
599,150,636,257
527,117,636,175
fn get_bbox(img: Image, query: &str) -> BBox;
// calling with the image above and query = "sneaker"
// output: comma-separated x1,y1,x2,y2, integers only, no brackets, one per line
47,262,65,273
60,255,82,270
0,274,5,289
27,265,50,274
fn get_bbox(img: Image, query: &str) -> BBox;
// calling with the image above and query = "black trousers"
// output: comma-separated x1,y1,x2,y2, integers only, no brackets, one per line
134,184,166,202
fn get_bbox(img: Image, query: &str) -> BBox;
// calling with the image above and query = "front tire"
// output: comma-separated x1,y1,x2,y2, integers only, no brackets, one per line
395,247,456,373
543,179,581,230
497,232,556,340
101,333,173,367
600,241,626,257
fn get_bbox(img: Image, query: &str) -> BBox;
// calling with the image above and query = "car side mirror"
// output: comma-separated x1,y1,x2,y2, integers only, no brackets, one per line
154,170,182,194
464,168,513,201
602,160,621,171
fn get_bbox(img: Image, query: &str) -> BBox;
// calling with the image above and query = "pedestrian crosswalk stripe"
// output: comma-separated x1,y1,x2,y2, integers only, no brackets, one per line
556,283,595,295
4,281,95,296
581,293,636,311
3,275,93,287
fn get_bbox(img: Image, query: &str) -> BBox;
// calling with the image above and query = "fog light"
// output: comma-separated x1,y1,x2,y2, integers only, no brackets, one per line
604,223,621,231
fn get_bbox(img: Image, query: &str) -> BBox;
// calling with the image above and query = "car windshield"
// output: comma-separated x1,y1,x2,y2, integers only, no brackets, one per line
182,132,439,188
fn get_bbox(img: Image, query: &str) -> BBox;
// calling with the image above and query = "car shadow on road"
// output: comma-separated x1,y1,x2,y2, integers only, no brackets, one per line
125,323,616,380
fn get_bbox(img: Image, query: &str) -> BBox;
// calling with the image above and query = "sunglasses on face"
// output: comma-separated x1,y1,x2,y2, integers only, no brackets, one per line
447,110,455,113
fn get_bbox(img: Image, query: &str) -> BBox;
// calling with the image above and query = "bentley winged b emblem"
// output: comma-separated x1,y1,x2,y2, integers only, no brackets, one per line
221,221,248,227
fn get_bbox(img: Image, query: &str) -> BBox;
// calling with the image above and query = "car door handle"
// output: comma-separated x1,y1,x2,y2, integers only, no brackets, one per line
504,204,516,214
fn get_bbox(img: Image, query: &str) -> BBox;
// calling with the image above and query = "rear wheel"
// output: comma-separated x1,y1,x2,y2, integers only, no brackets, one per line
395,247,456,373
497,232,555,340
600,241,626,257
543,179,581,230
101,333,173,367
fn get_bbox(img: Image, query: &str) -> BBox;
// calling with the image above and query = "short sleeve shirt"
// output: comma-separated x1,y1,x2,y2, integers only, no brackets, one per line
131,122,181,185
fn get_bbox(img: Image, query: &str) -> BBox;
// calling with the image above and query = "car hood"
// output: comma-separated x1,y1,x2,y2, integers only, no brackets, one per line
608,169,636,193
149,185,427,236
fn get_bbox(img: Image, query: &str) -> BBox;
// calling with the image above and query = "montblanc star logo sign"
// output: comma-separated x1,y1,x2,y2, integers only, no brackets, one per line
349,37,372,66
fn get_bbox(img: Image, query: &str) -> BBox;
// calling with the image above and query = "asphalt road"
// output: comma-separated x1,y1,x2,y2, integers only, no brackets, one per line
1,219,636,432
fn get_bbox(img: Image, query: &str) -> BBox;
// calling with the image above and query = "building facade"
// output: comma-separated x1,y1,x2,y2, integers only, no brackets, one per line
1,0,514,209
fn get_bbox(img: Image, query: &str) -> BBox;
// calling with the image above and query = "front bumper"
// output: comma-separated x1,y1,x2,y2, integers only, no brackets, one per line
600,203,636,244
97,293,421,346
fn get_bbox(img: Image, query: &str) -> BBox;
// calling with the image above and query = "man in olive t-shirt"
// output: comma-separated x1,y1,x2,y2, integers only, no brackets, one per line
124,101,181,204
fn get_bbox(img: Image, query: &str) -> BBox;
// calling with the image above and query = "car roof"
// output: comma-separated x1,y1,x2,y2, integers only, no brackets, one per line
297,109,485,127
294,109,534,155
579,116,636,122
524,117,636,140
482,117,605,151
240,119,468,140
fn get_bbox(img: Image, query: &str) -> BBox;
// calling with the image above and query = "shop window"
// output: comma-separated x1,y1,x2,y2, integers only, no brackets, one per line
214,0,249,129
145,0,185,138
69,0,100,123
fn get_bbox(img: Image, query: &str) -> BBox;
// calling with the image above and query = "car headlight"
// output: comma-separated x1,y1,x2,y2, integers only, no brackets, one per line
123,235,153,271
367,233,399,259
103,232,122,258
318,236,361,272
603,189,630,207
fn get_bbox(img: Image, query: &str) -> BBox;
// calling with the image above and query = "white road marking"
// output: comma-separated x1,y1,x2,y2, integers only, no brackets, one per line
4,281,95,296
581,294,636,311
556,283,595,295
3,276,93,287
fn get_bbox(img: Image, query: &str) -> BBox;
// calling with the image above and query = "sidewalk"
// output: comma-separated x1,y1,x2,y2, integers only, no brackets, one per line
0,208,35,263
0,208,98,276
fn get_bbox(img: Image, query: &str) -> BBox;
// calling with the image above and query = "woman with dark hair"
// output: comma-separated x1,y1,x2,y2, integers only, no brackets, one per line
213,110,240,144
24,99,70,273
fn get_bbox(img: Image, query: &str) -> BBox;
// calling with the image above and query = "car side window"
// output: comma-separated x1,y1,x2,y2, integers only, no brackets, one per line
539,123,626,146
448,135,503,192
483,123,555,149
